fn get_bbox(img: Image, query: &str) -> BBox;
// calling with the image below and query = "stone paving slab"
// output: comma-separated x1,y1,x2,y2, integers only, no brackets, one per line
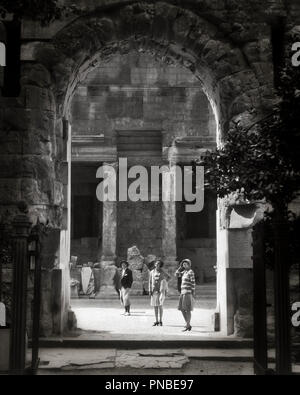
37,347,255,372
36,347,300,375
115,350,189,369
38,348,116,371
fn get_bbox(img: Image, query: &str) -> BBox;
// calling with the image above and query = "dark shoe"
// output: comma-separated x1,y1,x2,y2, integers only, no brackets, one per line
153,322,159,326
182,325,192,332
159,321,163,326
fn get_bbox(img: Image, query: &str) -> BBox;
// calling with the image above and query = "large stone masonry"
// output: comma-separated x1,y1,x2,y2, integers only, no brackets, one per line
2,0,299,336
98,162,118,299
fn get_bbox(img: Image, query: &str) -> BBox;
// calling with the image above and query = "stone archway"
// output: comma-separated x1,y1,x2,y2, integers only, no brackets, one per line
18,1,276,336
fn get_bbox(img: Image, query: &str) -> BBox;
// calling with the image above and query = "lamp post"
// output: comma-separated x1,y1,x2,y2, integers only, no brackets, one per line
9,206,32,375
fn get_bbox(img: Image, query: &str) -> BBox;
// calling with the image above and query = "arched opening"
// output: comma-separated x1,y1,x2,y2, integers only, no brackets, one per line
29,1,275,338
68,50,218,337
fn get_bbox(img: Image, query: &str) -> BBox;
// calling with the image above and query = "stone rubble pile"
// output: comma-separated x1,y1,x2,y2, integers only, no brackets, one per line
127,246,156,295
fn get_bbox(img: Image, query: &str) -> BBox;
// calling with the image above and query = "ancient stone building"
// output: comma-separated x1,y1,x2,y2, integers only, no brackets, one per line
70,52,217,286
0,0,300,337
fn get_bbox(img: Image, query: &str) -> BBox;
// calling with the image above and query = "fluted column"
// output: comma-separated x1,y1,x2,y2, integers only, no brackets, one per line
9,209,32,375
162,164,178,294
98,162,118,298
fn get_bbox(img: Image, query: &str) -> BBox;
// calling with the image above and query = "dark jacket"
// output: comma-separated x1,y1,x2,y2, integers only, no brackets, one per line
121,268,133,289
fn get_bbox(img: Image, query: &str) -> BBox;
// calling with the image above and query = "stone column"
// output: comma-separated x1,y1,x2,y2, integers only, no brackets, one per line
162,164,178,295
98,162,118,299
217,201,261,337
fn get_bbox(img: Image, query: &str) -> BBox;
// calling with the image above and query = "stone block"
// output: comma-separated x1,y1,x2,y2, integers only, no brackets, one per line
93,268,101,293
0,178,21,204
41,288,54,337
67,309,77,332
127,246,144,271
228,229,253,269
142,264,150,282
234,311,253,338
25,86,55,112
30,109,55,133
21,178,50,205
21,63,52,88
3,108,31,131
0,131,22,155
173,13,197,44
42,271,53,291
132,269,143,282
22,129,52,156
99,264,117,287
53,181,63,206
21,42,42,61
40,229,61,269
131,281,144,296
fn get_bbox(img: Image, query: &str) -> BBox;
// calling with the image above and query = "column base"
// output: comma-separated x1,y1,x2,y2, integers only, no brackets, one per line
96,286,119,299
97,261,119,299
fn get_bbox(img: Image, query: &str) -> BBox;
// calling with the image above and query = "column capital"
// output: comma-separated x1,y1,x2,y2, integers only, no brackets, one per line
103,161,119,169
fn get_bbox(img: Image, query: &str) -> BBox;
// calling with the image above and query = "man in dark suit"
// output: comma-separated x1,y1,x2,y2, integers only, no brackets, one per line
120,261,133,316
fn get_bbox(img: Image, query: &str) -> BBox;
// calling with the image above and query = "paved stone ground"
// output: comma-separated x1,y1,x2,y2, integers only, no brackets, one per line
70,298,218,341
37,348,255,375
34,348,300,375
32,299,300,375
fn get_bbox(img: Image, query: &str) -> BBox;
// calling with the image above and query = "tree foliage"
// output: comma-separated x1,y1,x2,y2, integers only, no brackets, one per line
202,35,300,212
0,0,77,26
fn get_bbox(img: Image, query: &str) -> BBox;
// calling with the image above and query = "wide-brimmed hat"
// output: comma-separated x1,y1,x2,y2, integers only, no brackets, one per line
181,258,192,266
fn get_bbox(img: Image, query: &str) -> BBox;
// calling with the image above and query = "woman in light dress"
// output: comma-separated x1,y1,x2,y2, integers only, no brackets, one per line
149,260,170,326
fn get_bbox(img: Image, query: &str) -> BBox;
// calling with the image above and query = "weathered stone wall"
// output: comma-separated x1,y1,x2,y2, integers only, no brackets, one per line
71,52,216,145
117,201,162,259
71,52,215,263
1,0,299,336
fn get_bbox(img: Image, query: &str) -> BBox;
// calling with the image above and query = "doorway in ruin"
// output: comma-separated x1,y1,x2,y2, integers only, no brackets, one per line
38,2,273,340
68,51,218,339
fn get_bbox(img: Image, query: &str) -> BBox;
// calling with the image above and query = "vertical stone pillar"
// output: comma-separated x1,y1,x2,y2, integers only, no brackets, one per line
98,162,118,298
162,164,178,294
216,203,231,335
60,120,72,332
217,202,260,337
9,209,32,375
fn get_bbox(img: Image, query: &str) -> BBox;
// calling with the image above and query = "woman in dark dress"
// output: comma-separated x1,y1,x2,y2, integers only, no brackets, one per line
120,261,133,316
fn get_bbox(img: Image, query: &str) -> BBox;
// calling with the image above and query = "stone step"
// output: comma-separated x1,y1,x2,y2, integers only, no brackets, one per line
117,130,162,137
35,338,254,350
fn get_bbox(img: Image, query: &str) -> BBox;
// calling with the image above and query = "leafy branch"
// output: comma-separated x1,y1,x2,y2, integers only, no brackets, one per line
201,38,300,214
0,0,79,26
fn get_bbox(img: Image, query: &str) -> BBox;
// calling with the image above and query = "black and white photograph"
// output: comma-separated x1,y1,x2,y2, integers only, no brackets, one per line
0,0,300,379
